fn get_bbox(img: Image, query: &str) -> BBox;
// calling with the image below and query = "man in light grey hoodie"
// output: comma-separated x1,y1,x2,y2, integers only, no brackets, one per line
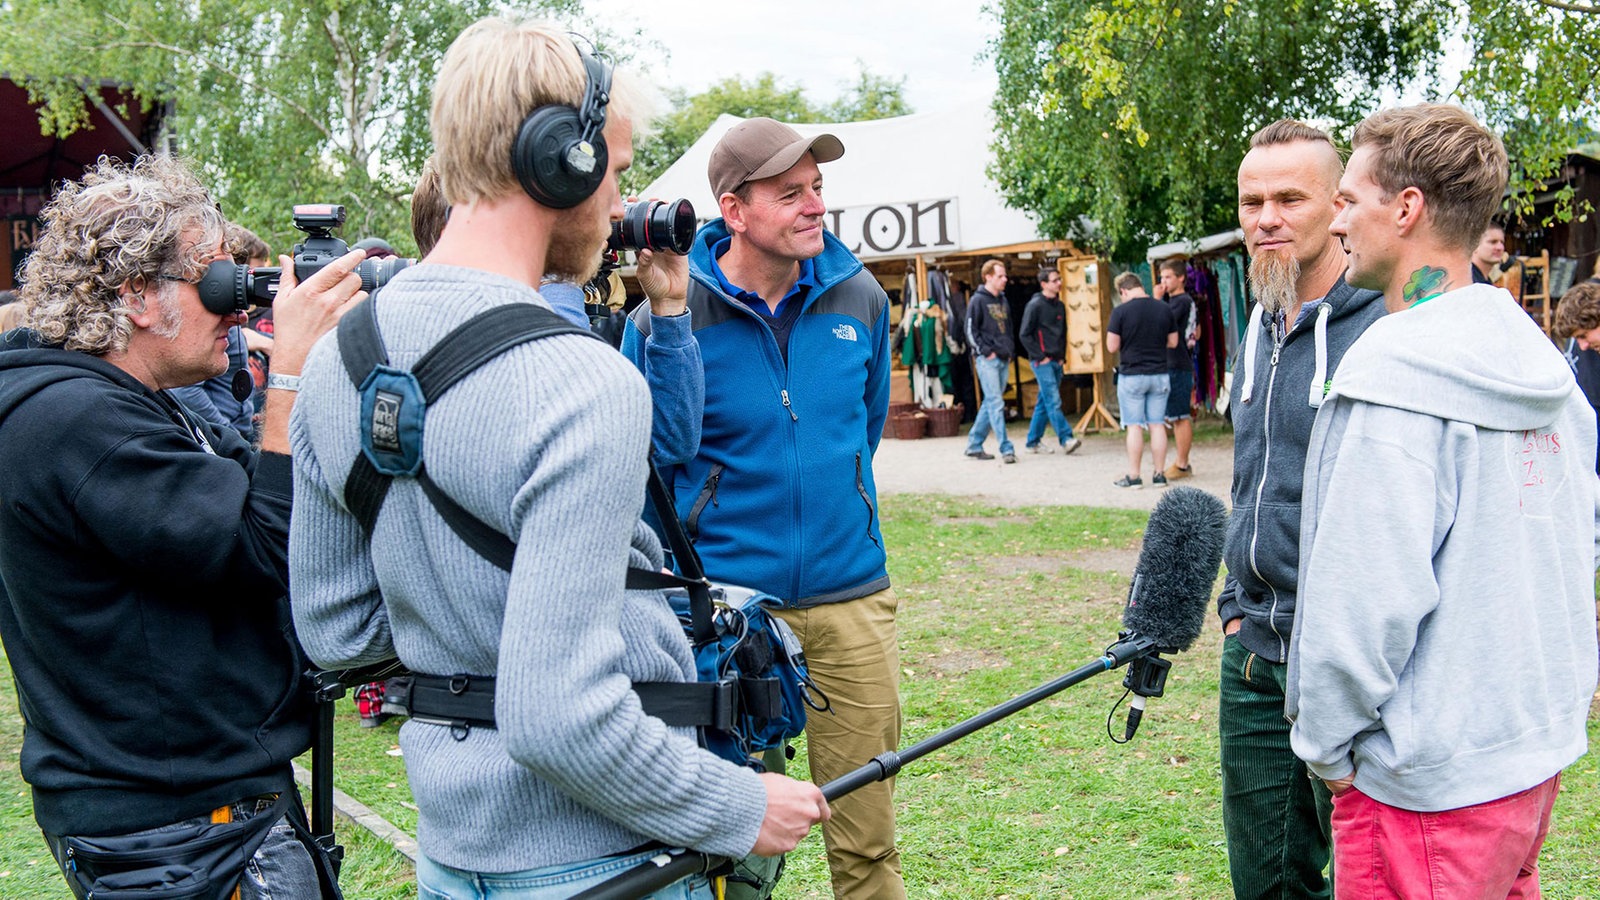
1288,103,1599,897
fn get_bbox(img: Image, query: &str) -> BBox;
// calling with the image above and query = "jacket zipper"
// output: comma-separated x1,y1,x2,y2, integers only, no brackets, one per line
1249,310,1288,659
855,452,882,550
686,463,723,542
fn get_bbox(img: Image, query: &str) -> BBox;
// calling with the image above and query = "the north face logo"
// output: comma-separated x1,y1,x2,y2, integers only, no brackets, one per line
833,324,858,341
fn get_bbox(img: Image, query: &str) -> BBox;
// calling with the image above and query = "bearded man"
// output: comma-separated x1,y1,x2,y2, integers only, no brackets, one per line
1214,120,1386,899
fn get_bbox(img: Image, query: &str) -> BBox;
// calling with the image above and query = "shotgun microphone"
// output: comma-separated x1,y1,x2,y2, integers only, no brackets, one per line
1116,487,1227,739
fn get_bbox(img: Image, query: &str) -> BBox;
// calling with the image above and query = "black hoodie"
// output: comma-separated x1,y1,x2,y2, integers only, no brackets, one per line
0,330,312,836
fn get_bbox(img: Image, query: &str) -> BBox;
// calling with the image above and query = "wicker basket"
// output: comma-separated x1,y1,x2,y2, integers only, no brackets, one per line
890,413,928,440
884,402,919,437
924,404,964,438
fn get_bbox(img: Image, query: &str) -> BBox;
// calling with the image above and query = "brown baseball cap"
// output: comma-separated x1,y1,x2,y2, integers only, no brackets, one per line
708,117,845,199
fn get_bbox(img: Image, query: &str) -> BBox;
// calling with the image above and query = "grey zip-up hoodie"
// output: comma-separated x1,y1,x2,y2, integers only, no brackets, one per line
1286,284,1599,812
1218,276,1386,662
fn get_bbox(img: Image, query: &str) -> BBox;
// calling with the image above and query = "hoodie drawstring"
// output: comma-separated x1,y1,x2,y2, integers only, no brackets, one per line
1240,303,1266,404
1308,303,1332,408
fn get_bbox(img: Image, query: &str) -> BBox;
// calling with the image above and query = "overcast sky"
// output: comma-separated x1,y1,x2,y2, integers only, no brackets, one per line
581,0,1001,117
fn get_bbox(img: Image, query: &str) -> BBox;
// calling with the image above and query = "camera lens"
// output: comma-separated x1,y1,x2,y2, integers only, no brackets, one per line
356,257,414,292
608,198,696,255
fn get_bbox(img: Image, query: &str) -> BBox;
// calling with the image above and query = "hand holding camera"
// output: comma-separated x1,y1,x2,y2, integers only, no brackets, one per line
614,198,695,317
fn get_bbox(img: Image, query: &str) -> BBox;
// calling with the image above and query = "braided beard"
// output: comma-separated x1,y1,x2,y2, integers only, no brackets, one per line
1248,250,1300,316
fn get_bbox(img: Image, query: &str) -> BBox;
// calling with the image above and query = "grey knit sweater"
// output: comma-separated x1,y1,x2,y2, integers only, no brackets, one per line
288,264,766,872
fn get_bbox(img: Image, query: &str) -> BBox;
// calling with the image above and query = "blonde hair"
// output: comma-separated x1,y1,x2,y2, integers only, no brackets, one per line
1114,272,1145,293
20,155,225,355
430,18,651,207
227,223,269,265
1250,119,1336,152
980,258,1005,279
1351,104,1508,253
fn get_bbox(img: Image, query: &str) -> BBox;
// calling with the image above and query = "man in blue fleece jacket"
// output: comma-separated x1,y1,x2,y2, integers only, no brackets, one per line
1289,103,1599,898
622,117,901,899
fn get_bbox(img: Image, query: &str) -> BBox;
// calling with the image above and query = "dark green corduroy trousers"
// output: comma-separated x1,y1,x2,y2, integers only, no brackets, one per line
1219,635,1334,899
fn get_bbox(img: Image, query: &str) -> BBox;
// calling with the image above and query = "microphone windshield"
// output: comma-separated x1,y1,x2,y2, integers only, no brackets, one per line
1121,487,1227,653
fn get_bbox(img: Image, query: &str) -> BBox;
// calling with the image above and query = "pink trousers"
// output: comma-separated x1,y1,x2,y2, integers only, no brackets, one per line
1331,773,1561,899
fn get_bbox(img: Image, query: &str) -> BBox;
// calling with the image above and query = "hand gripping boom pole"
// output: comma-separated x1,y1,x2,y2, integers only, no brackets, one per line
569,634,1162,900
571,487,1226,900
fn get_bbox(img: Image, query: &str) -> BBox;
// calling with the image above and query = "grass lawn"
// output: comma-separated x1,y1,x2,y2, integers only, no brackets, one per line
4,493,1598,898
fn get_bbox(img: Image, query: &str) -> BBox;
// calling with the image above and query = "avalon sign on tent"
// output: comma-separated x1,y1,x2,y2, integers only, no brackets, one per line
638,98,1055,262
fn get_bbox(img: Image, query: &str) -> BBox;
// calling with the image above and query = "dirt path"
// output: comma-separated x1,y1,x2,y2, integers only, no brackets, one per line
872,426,1236,513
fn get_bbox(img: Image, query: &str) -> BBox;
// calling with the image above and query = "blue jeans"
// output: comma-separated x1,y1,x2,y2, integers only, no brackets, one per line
418,849,713,899
1025,359,1075,447
966,355,1013,454
46,795,321,900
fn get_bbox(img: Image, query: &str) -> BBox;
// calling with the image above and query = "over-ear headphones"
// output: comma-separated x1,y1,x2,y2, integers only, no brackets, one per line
511,47,612,210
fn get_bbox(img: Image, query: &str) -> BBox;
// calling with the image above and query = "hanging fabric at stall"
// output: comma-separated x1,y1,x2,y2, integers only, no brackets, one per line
1186,261,1226,412
897,299,954,409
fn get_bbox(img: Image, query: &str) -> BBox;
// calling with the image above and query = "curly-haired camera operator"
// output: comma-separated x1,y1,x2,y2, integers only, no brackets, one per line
288,16,828,899
0,154,366,898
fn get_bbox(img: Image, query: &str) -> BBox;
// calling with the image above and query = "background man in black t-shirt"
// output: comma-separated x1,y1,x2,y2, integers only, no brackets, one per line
1106,272,1177,488
1155,257,1197,479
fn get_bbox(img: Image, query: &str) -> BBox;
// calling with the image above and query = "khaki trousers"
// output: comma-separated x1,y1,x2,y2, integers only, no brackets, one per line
770,587,906,900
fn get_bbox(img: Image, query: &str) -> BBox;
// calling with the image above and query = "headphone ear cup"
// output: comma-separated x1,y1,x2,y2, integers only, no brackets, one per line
512,106,608,210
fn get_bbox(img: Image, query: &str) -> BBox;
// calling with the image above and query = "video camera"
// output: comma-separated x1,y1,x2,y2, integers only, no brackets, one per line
196,204,413,316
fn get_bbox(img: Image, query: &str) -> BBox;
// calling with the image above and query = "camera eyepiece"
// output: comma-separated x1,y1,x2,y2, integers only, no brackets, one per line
609,198,696,255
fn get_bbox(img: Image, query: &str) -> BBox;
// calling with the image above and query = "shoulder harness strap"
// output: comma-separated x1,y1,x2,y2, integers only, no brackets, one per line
338,297,598,570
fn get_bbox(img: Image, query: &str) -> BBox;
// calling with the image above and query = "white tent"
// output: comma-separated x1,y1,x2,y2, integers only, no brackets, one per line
638,97,1063,261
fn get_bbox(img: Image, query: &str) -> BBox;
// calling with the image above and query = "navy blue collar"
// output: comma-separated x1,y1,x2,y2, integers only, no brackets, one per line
709,237,818,315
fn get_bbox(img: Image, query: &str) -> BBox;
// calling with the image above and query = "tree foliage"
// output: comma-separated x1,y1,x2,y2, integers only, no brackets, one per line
989,0,1445,257
0,0,580,256
626,67,912,195
1459,1,1600,225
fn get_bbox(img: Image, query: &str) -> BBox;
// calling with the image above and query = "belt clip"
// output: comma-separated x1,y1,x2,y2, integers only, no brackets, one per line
710,678,738,732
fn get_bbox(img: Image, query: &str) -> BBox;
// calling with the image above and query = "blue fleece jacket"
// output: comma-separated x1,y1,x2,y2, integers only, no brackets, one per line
621,220,891,606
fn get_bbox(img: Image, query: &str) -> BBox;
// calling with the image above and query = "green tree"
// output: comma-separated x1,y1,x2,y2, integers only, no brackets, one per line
628,72,818,195
824,65,914,122
0,0,580,255
1459,1,1600,224
988,0,1444,257
627,65,913,194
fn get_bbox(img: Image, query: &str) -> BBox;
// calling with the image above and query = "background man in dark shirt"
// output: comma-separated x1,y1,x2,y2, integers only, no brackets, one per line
1018,266,1082,454
1470,222,1506,284
1156,257,1197,479
1105,272,1176,488
965,258,1016,463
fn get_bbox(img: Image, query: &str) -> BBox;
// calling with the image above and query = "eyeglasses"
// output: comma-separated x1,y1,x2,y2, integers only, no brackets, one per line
157,273,203,287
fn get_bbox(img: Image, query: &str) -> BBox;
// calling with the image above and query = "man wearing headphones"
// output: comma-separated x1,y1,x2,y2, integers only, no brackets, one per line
289,18,827,898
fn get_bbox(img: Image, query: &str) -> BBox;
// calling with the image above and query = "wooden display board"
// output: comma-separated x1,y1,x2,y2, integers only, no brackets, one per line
1061,256,1107,374
1058,255,1118,433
